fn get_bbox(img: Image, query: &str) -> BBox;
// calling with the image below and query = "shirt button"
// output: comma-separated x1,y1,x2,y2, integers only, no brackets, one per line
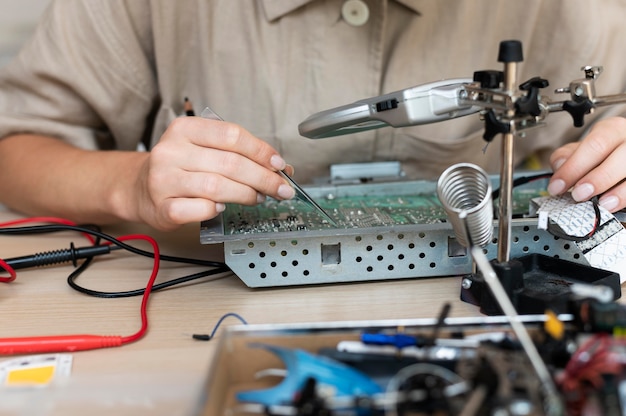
342,0,369,27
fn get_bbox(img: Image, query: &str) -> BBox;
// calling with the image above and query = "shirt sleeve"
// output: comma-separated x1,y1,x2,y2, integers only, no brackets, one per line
0,0,158,151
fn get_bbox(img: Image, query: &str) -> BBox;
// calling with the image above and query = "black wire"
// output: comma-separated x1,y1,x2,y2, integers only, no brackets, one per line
67,263,230,298
491,172,553,200
491,172,601,241
546,196,602,242
0,223,231,298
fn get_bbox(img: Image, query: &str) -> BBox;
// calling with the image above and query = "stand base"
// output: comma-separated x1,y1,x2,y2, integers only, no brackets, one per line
460,253,621,315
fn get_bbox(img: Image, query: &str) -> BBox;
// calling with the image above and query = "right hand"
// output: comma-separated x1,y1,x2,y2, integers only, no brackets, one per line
132,116,295,231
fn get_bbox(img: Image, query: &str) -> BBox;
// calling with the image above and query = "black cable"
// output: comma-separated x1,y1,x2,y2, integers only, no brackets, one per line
546,196,602,242
491,173,602,241
67,264,230,298
0,223,231,297
0,223,226,267
491,172,553,200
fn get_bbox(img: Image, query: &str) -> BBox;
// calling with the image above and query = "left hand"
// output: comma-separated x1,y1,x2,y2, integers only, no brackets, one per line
548,116,626,212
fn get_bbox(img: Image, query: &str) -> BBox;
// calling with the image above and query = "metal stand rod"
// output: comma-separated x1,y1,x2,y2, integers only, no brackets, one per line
497,61,517,263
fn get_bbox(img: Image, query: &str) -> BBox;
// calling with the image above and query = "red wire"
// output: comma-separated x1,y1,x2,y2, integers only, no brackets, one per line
0,258,16,283
0,220,161,354
117,234,160,345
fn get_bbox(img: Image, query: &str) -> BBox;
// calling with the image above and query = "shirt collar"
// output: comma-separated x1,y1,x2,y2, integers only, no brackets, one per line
261,0,422,22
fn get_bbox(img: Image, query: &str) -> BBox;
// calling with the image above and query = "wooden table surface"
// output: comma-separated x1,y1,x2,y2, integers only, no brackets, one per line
2,208,609,415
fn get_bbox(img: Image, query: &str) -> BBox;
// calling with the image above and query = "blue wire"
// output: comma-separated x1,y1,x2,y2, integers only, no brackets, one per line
210,312,248,338
192,312,248,341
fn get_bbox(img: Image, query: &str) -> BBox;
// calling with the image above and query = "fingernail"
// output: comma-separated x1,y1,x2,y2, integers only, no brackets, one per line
552,158,566,171
278,184,295,199
215,203,226,213
547,179,566,196
270,155,286,171
256,192,266,203
571,183,594,202
599,195,619,212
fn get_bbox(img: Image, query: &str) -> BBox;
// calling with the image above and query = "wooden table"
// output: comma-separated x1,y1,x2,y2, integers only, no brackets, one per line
0,209,584,415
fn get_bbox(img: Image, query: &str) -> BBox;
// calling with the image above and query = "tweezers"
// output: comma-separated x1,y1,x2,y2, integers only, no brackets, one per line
199,106,337,226
277,170,337,226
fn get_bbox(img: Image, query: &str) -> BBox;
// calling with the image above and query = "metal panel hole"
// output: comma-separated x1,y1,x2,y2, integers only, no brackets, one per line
447,237,466,258
321,243,341,265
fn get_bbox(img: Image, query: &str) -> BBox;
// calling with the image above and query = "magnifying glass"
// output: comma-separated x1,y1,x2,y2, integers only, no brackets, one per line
298,78,478,139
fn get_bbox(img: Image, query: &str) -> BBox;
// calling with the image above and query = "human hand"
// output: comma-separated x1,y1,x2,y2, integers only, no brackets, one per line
548,116,626,212
134,116,295,231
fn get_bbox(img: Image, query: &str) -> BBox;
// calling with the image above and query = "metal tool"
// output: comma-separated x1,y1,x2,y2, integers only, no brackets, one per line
277,170,337,226
199,107,337,227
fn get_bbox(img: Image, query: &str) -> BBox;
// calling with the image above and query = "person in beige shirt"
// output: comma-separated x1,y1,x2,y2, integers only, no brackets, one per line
0,0,626,231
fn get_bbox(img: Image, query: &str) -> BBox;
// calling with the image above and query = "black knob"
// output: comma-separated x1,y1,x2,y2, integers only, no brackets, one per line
498,40,523,63
473,70,504,88
563,100,593,127
516,77,550,117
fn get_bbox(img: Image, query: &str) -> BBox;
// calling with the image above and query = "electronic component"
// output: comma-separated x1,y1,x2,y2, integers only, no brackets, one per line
202,309,626,415
200,174,587,287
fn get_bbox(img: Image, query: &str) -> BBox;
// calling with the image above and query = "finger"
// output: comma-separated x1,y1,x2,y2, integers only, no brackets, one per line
548,142,579,171
283,164,295,177
548,117,626,196
569,142,626,202
167,117,287,171
598,180,626,212
154,145,294,202
172,171,270,206
157,198,226,229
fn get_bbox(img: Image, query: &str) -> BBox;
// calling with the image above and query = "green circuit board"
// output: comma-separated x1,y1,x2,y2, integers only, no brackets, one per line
219,177,549,237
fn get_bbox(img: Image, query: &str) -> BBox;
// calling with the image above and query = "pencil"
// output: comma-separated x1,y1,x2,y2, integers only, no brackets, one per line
184,97,195,116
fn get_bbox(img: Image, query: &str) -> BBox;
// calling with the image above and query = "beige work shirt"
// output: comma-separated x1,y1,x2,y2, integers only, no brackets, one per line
1,0,626,182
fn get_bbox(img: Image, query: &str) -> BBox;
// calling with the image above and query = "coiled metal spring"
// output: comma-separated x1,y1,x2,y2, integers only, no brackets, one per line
436,163,493,248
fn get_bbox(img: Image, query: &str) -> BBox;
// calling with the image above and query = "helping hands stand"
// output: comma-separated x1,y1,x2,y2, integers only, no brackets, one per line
448,41,622,315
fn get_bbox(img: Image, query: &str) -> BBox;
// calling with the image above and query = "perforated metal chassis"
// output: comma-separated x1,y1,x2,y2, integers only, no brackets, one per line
200,176,587,288
207,220,584,288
